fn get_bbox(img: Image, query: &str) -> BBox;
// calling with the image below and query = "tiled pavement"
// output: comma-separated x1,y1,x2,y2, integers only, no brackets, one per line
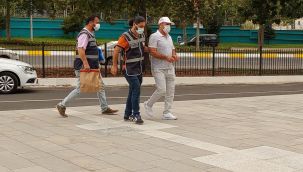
1,94,303,171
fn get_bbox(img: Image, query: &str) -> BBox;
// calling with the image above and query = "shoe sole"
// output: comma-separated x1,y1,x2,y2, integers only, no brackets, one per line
162,117,177,120
102,110,119,115
135,122,144,125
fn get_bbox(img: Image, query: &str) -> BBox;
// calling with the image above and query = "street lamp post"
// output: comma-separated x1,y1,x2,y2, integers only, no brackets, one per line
30,0,33,41
194,0,200,50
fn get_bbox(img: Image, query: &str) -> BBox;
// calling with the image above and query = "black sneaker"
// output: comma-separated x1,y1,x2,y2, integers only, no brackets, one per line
134,115,144,125
124,115,134,121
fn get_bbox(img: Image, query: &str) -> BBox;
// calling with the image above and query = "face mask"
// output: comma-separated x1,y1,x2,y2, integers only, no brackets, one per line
136,25,144,34
163,25,171,34
94,24,100,31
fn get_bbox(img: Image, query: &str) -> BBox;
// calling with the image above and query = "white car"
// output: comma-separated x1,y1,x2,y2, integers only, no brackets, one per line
98,41,118,63
98,41,117,57
0,58,37,94
0,47,19,60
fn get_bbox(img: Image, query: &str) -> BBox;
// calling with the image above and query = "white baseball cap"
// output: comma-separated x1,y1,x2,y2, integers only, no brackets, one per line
158,17,174,25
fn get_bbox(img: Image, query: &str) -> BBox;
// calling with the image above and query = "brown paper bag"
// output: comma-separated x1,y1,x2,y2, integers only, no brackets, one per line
80,69,102,93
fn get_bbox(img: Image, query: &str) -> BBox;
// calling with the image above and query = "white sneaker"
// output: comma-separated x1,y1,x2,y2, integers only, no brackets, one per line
163,113,177,120
144,101,153,118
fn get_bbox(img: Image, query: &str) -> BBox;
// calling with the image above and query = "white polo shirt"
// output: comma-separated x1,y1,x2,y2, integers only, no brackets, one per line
148,30,175,70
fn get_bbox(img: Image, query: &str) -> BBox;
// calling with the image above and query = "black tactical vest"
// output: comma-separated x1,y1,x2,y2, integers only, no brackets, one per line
74,28,99,70
123,30,145,76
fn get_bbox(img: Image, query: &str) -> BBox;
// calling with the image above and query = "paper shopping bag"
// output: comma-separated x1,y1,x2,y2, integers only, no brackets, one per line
79,69,102,93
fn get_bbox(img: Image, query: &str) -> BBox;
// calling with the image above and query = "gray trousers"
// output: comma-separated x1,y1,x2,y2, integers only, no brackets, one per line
59,70,108,112
146,68,175,114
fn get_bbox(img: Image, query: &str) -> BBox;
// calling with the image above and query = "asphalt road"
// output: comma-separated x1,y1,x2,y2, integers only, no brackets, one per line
1,83,303,111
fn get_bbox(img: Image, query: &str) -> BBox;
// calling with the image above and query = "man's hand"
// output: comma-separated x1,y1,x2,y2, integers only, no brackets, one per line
111,65,118,76
166,56,175,63
172,54,179,62
83,62,90,70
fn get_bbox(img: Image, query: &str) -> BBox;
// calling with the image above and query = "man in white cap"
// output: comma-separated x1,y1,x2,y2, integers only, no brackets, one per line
144,17,179,120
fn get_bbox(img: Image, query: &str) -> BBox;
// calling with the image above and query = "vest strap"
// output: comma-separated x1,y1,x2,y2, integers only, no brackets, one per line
123,32,145,45
125,57,144,63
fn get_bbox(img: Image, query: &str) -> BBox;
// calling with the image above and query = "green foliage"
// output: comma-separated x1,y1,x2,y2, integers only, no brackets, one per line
1,0,303,43
61,10,85,36
201,0,225,35
238,0,303,26
237,0,303,46
238,0,281,25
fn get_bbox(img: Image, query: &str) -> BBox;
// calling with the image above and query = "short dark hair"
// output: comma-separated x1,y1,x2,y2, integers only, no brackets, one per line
128,18,134,27
85,15,100,25
133,16,145,25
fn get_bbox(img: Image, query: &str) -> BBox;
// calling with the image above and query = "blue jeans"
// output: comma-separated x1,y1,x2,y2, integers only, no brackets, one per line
124,74,143,117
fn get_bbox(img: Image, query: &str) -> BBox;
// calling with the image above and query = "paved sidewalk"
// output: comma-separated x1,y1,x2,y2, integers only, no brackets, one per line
35,75,303,87
1,94,303,171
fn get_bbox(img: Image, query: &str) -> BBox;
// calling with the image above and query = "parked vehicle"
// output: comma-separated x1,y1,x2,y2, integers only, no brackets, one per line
0,47,20,60
98,41,118,65
180,34,219,47
0,58,37,94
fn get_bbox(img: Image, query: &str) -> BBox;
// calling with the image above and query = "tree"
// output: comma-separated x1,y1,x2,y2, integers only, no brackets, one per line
17,0,53,17
238,0,303,49
60,0,91,35
141,0,195,44
238,0,280,48
171,0,195,44
264,22,275,44
193,0,201,50
0,14,4,31
1,0,15,41
148,0,225,48
61,10,84,37
60,0,127,35
0,0,60,40
221,0,242,25
201,0,225,35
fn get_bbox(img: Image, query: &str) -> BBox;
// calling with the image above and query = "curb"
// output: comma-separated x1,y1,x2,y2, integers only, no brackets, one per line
31,76,303,88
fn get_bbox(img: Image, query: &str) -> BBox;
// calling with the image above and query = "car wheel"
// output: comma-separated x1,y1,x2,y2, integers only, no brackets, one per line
0,72,18,94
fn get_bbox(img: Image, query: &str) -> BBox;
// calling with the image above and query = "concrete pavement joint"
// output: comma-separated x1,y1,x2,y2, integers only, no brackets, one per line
35,75,303,87
3,90,303,103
